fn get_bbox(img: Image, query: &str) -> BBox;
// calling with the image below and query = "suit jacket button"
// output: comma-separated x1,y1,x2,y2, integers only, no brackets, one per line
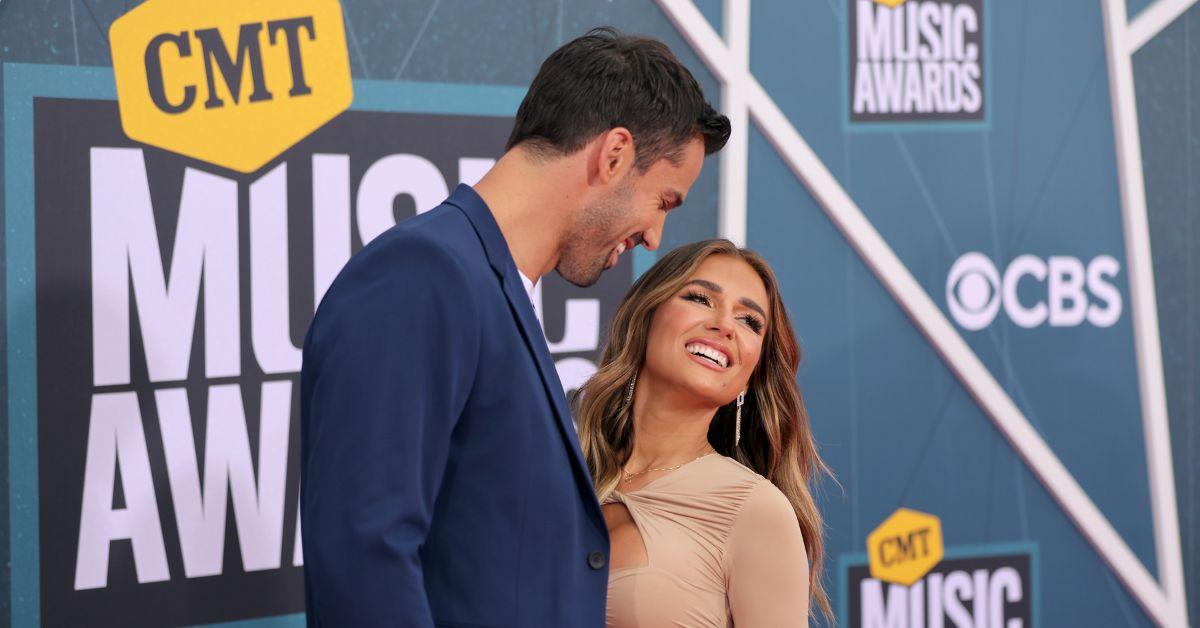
588,551,606,570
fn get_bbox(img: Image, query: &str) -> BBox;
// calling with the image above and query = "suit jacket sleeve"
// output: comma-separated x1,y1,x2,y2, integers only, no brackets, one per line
300,236,481,627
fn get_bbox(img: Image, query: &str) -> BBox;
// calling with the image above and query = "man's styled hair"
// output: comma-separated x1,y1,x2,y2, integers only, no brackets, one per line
506,27,731,171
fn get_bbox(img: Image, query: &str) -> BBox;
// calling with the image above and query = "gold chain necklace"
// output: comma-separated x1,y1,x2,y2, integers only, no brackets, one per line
621,449,717,483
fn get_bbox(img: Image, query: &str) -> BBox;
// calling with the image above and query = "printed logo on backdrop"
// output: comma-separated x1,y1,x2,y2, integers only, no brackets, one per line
866,508,945,587
842,509,1036,627
847,0,985,127
946,252,1123,331
13,73,622,626
109,0,353,172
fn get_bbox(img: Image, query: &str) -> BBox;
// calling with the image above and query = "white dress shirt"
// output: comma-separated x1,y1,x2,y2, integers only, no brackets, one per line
519,272,537,312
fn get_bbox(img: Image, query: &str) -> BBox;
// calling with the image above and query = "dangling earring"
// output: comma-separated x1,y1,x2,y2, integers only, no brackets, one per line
735,390,746,447
624,370,638,406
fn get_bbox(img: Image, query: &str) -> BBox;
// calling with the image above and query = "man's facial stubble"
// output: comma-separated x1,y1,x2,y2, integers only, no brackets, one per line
556,178,636,287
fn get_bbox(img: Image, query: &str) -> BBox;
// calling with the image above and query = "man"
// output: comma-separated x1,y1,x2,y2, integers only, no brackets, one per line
300,27,729,627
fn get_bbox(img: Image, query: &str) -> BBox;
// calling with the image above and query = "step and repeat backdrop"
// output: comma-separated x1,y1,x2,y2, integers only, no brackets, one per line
0,0,1196,626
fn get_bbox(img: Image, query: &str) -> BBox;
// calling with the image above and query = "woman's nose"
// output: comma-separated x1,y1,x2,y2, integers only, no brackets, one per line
706,311,735,338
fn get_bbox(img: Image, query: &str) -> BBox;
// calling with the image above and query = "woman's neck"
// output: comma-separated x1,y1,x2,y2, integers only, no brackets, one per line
626,375,717,469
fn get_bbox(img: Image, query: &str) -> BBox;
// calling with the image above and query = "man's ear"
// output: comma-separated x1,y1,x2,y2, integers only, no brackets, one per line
596,127,635,184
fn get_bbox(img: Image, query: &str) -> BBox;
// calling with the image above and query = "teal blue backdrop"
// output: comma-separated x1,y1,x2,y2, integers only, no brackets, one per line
0,0,1196,626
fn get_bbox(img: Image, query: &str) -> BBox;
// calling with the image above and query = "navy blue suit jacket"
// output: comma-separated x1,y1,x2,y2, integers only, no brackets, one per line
300,185,610,627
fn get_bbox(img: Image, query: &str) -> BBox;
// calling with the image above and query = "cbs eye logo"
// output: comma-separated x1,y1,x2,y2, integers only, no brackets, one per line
946,252,1123,331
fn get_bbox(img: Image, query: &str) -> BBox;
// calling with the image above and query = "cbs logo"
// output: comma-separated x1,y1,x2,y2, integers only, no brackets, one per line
946,252,1122,331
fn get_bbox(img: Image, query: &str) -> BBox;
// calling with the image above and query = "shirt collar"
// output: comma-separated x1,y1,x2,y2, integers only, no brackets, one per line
519,272,537,305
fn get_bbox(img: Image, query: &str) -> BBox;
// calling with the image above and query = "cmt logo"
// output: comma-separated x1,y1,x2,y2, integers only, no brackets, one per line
945,252,1122,331
140,18,318,114
109,0,353,173
868,508,944,587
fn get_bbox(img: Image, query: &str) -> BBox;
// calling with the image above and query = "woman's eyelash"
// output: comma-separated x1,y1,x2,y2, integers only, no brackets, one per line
684,290,765,333
740,315,764,334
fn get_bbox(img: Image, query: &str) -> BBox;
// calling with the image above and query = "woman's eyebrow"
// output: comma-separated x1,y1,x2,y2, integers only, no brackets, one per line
739,297,766,318
684,278,722,292
685,279,767,318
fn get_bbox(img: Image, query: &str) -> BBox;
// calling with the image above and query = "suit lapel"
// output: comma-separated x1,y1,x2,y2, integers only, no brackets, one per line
499,272,602,502
447,186,606,530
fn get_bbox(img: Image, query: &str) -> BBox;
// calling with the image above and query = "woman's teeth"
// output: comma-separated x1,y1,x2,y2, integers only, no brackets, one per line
685,343,729,368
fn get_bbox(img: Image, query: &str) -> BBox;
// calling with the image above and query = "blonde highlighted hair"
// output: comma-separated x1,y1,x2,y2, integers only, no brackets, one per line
575,239,832,621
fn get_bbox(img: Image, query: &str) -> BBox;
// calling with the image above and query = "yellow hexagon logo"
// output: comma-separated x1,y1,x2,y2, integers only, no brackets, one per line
110,0,353,173
866,508,944,586
873,0,908,8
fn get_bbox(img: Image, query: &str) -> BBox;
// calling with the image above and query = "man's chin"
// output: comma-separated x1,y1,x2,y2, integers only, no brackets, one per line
556,260,606,288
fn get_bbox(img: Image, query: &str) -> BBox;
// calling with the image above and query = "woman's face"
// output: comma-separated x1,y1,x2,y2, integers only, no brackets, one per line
642,254,770,407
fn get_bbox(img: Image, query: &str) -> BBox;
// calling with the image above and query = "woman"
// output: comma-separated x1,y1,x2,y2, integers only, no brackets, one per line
577,239,831,627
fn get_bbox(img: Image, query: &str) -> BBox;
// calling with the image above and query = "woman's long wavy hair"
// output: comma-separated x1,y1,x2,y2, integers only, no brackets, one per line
575,239,832,621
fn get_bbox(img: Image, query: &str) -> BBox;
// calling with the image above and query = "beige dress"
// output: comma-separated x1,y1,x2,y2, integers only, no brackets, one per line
603,454,810,627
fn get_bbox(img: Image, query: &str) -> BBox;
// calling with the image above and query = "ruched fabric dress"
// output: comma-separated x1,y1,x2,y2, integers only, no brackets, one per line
603,454,810,627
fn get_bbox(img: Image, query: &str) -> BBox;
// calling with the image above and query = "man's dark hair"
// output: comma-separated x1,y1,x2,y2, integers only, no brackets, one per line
506,27,730,171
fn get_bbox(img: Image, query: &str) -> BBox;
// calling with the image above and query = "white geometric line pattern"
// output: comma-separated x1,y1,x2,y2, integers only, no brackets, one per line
1103,0,1192,625
1130,0,1200,53
654,0,1192,625
717,0,749,247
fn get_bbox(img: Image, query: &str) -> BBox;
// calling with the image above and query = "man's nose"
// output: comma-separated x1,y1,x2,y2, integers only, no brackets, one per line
641,230,660,251
642,215,667,251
